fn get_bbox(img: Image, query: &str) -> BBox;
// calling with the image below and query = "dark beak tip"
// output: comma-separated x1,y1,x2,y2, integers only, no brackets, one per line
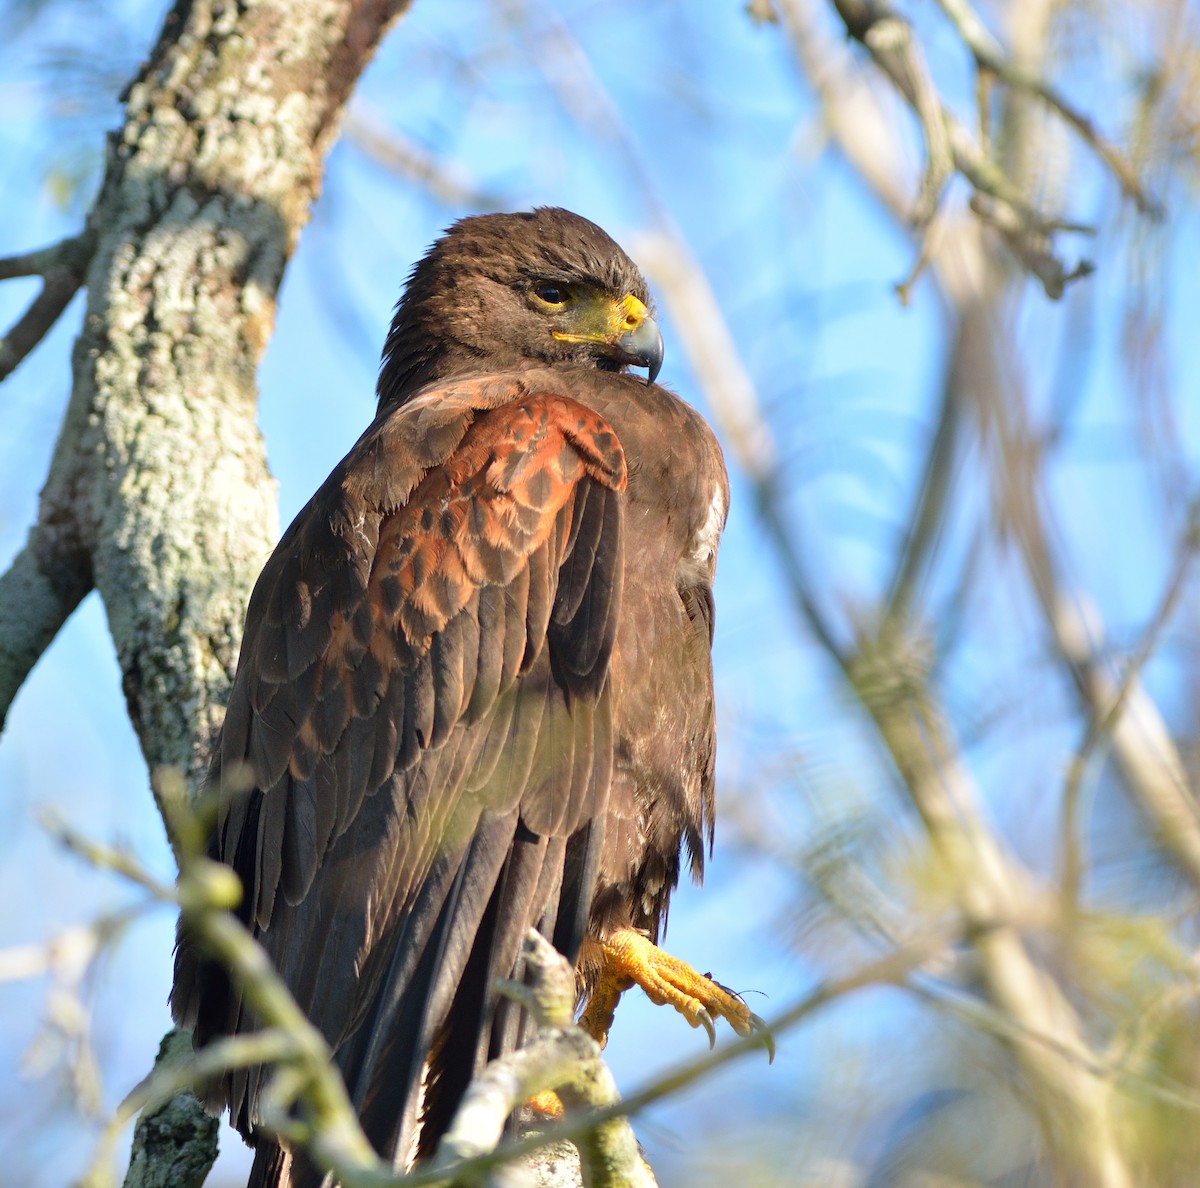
615,315,664,387
640,319,665,387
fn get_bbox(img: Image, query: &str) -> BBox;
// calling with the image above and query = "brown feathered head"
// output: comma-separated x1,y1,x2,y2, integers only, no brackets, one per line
376,207,663,411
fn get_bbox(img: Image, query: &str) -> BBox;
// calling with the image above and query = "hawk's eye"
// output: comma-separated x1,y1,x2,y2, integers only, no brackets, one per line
533,283,568,306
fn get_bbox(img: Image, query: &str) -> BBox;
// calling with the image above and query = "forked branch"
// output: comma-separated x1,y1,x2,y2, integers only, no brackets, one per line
0,230,95,383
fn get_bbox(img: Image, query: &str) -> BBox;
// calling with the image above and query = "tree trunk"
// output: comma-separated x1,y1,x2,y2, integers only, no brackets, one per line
0,2,408,1182
2,0,410,814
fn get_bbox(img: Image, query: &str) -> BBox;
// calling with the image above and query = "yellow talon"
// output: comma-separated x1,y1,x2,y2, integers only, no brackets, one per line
526,1089,565,1118
578,928,774,1060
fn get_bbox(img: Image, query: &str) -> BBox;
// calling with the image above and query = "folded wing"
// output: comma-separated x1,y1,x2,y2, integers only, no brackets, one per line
172,373,627,1166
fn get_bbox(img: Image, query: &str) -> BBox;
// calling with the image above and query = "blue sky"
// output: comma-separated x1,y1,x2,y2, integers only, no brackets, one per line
1,0,1195,1184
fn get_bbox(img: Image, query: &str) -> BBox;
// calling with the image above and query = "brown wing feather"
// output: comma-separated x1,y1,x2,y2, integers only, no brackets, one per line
217,378,625,922
172,375,627,1147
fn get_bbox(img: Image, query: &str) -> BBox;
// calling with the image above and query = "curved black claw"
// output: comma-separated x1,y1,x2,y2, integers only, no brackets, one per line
750,1012,776,1064
696,1006,716,1049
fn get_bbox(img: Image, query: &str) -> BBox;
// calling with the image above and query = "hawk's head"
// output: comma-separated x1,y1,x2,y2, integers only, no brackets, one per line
377,208,663,411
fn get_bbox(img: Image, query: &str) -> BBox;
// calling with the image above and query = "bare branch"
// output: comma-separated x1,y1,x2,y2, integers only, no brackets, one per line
0,529,91,732
0,230,95,382
817,0,1098,297
344,103,506,210
883,369,962,625
632,149,1132,1188
432,932,655,1188
862,5,953,225
633,233,851,665
1060,506,1200,902
962,300,1200,891
933,0,1163,216
854,663,1132,1185
970,192,1095,299
445,931,945,1188
0,231,93,281
0,268,83,382
778,0,913,222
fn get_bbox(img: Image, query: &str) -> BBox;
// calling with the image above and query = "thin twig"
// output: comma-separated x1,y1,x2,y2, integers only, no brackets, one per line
1060,503,1200,904
933,0,1163,216
825,0,1099,299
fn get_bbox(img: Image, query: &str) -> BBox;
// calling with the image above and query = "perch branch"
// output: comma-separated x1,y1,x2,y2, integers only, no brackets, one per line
431,930,655,1188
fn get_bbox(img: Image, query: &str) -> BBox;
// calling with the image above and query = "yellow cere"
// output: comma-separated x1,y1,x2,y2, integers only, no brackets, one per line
552,290,647,345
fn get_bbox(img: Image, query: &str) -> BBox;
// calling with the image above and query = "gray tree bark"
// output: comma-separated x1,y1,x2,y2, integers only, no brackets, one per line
0,0,410,1182
0,0,411,810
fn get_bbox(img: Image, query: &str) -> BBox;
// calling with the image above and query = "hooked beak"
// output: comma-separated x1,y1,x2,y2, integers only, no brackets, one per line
552,292,665,385
616,311,664,385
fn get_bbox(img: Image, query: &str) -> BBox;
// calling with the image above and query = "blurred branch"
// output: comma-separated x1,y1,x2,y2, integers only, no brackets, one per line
508,2,856,664
50,806,381,1188
855,661,1131,1184
343,103,506,210
511,0,672,228
1061,505,1200,903
0,229,94,382
776,0,1151,298
1,897,138,1122
779,0,912,223
632,237,776,483
907,973,1200,1115
932,0,1163,216
784,0,1200,898
633,233,847,662
825,0,1095,298
969,192,1095,298
554,48,1130,1174
629,100,1133,1188
964,303,1200,891
0,234,91,281
883,358,962,626
778,0,1005,315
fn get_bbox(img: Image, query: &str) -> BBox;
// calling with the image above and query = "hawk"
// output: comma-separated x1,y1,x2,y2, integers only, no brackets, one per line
172,208,765,1186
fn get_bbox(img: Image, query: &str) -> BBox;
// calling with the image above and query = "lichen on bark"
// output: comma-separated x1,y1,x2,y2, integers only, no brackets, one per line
21,0,412,808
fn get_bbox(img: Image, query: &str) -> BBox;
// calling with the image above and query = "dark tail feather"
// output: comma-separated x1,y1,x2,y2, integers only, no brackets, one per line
245,810,606,1182
343,810,520,1166
415,822,554,1157
248,1142,293,1188
417,809,608,1161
